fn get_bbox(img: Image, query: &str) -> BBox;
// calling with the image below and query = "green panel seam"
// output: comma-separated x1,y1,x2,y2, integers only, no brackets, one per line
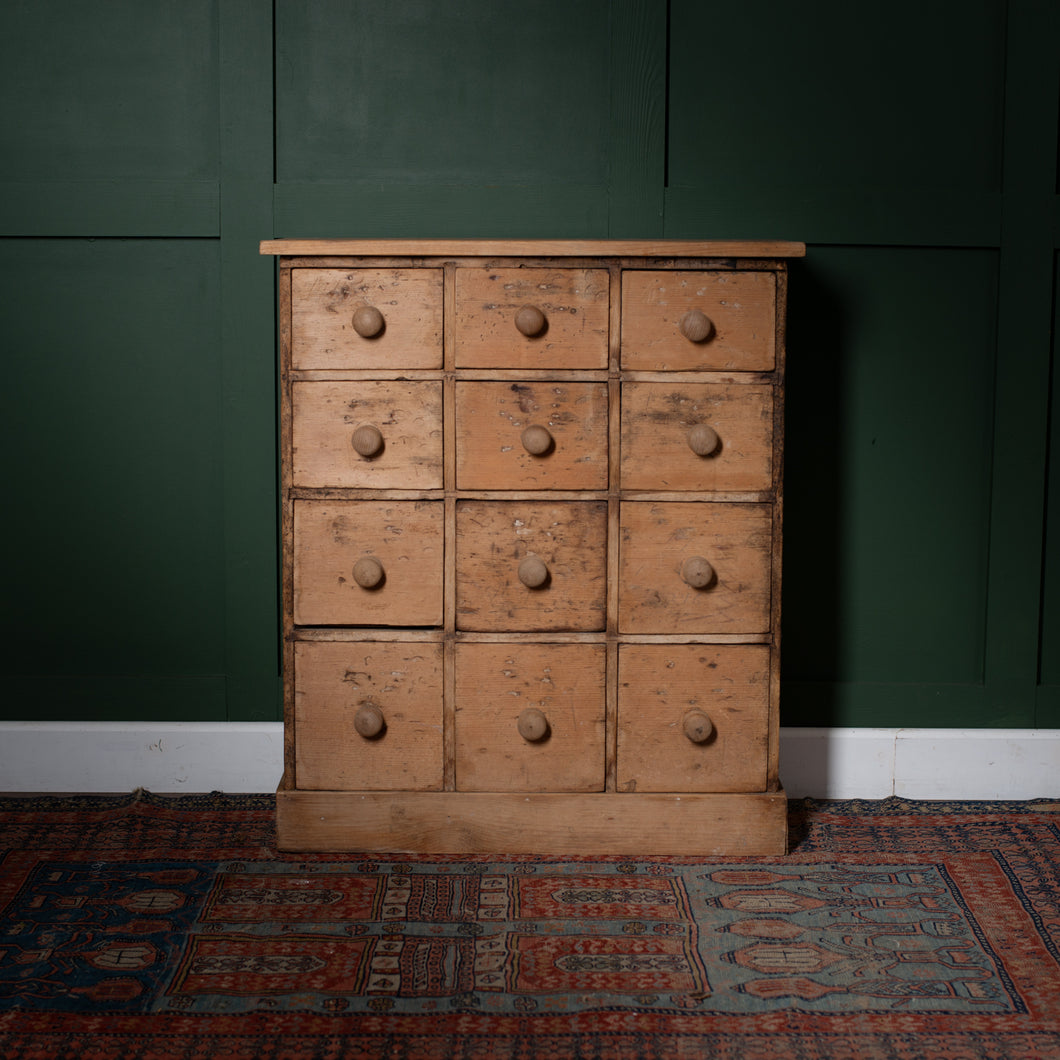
607,0,666,236
219,0,280,722
0,181,219,237
983,0,1059,726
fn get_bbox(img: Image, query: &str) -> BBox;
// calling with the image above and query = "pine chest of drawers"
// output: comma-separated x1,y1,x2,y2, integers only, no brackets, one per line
261,239,805,855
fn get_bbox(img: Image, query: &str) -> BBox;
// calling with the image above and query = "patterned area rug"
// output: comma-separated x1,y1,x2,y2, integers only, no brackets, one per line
0,793,1057,1059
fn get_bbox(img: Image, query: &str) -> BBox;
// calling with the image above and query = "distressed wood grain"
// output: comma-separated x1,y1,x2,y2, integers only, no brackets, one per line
293,500,444,626
292,267,443,370
292,380,443,489
617,643,770,792
456,501,608,632
454,642,606,791
455,267,609,368
456,380,608,490
294,640,444,790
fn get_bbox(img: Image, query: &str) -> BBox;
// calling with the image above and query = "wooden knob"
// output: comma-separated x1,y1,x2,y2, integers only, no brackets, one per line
351,423,384,458
679,309,714,343
517,708,549,742
687,423,720,456
352,556,384,589
514,304,547,337
354,703,385,739
352,304,385,338
681,555,715,589
518,555,549,589
521,424,554,456
683,710,714,744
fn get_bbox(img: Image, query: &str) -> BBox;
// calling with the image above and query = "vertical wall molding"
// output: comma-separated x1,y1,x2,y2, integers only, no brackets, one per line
607,0,666,235
984,2,1060,723
219,0,281,720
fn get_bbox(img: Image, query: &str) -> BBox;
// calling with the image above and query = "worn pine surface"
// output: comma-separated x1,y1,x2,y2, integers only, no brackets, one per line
263,240,806,258
456,501,608,631
619,502,772,633
293,500,444,626
294,640,444,790
455,381,609,490
454,642,606,791
617,643,770,792
275,789,789,855
621,270,776,371
291,268,443,370
620,382,773,491
292,380,443,488
454,267,610,369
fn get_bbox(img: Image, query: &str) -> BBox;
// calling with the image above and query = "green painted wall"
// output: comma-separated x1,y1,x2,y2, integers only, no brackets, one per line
1,1,1056,728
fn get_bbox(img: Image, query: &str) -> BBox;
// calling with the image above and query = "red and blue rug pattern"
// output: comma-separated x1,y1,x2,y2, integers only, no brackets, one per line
0,793,1057,1058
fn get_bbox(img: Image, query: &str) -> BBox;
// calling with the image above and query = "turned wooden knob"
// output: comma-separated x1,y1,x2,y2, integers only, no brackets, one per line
687,423,720,456
352,556,384,589
683,710,714,744
518,555,549,589
679,309,714,343
517,708,549,742
351,423,384,458
681,555,715,589
354,703,385,739
352,304,385,338
521,424,554,455
514,304,547,337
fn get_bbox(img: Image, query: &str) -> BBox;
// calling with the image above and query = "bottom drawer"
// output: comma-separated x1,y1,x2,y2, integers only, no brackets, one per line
617,644,769,792
294,640,444,791
455,642,605,792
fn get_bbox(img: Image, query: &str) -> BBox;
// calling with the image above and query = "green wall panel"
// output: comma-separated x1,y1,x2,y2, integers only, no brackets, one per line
0,239,226,719
668,0,1004,194
0,0,219,182
0,1,1053,733
1038,258,1060,725
782,248,997,724
276,0,610,186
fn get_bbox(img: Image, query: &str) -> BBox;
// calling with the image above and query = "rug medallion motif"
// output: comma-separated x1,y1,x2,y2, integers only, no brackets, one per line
0,794,1057,1059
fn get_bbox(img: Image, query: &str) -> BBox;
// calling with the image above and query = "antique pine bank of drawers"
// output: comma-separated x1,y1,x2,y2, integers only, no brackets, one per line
261,239,805,854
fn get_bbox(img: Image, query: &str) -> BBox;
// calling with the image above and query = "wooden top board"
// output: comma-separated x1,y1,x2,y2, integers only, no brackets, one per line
260,238,806,258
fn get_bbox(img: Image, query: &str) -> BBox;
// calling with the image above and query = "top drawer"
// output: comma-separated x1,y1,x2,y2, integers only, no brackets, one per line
621,271,775,371
291,268,443,370
454,267,609,369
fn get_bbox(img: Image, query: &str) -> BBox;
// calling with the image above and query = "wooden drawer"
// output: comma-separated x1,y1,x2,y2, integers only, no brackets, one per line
618,501,771,634
455,381,609,490
291,268,443,370
293,500,444,626
454,267,609,369
456,500,608,631
617,644,769,792
294,640,444,790
620,382,772,491
292,381,443,489
621,270,775,371
454,643,606,791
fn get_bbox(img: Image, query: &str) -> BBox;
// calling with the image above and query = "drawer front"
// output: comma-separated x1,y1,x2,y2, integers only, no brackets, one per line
456,381,609,490
454,643,606,791
293,500,444,627
291,268,443,370
619,502,771,634
621,270,775,371
454,267,609,369
292,381,443,489
456,501,607,631
617,644,769,792
621,382,772,491
294,640,444,790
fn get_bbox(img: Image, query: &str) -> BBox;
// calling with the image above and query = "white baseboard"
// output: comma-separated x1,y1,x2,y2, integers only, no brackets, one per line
0,723,1057,800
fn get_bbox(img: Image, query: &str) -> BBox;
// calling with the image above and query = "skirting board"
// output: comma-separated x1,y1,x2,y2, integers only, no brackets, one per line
0,723,1056,800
